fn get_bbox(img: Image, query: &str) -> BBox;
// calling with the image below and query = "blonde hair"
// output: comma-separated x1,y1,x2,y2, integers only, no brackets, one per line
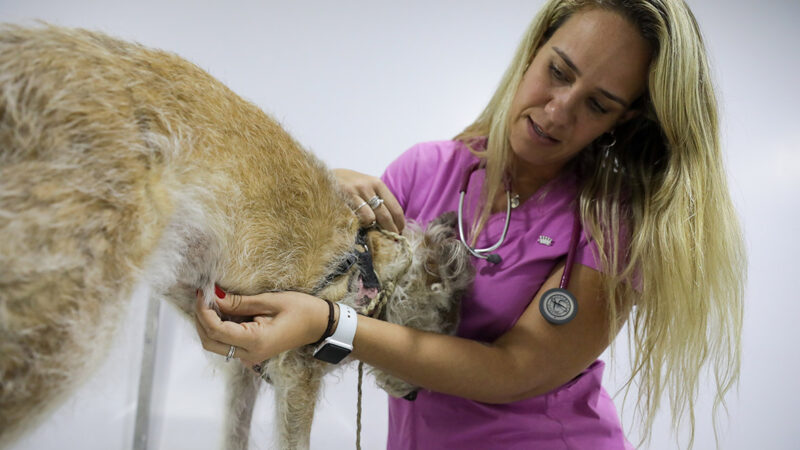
456,0,746,447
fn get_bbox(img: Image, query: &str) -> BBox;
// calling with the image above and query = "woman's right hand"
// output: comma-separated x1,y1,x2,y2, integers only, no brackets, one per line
333,168,405,233
195,288,330,366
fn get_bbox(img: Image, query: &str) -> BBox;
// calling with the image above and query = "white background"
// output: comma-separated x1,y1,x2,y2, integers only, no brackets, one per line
2,1,798,449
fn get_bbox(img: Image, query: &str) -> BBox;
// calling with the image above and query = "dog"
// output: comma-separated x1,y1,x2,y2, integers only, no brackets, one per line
0,25,474,450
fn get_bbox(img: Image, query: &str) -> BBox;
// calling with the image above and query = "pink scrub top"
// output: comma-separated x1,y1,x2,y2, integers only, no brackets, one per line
381,141,633,450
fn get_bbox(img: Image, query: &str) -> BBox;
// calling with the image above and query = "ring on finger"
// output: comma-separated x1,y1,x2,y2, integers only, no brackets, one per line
353,200,369,213
367,195,384,210
225,345,236,362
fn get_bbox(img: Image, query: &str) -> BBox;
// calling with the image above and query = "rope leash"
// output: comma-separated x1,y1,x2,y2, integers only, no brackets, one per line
356,361,364,450
355,228,413,450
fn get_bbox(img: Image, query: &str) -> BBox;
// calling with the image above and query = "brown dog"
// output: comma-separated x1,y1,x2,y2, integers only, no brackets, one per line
0,25,473,449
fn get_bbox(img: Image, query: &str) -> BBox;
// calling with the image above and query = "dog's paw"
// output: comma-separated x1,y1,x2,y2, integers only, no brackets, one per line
372,369,419,400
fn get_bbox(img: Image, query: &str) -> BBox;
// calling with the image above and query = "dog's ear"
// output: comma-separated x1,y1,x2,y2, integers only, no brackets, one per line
365,229,408,282
427,210,458,230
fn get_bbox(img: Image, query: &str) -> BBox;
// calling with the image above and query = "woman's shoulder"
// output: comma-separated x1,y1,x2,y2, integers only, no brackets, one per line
384,140,478,184
397,140,479,169
382,140,480,217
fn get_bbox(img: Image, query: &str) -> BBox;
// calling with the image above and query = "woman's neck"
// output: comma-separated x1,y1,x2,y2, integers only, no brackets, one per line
486,154,573,213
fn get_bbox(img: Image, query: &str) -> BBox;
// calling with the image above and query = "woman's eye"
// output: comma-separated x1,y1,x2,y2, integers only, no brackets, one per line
590,99,608,114
549,63,567,81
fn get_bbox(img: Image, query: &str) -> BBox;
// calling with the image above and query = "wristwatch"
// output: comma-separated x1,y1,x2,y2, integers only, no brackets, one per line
313,303,357,364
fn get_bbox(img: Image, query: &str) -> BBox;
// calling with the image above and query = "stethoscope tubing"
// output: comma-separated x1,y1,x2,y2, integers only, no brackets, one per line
457,190,512,255
456,162,580,291
559,211,581,289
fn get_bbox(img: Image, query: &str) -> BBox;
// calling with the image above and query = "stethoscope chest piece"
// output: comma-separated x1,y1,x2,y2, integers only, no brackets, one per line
539,288,578,325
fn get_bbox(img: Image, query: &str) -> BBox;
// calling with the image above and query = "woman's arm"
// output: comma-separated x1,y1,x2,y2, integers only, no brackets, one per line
352,261,620,403
195,260,628,403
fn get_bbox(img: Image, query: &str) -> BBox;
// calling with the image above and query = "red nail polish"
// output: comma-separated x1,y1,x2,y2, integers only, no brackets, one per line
214,284,226,299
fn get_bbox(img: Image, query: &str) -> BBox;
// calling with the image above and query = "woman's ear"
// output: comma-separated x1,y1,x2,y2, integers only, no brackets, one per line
617,108,641,125
618,93,652,125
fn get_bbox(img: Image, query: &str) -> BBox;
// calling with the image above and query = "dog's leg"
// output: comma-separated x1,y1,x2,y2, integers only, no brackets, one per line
0,280,134,448
222,363,261,450
266,350,324,450
160,283,261,450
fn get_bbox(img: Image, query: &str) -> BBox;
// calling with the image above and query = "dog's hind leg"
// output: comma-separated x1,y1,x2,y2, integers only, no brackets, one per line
0,275,135,448
223,364,261,450
267,350,324,450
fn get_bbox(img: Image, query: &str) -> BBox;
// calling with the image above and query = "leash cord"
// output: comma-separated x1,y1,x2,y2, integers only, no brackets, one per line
357,361,364,450
355,228,413,450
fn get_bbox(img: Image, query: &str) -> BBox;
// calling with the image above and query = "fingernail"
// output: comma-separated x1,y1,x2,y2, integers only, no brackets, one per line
214,284,226,299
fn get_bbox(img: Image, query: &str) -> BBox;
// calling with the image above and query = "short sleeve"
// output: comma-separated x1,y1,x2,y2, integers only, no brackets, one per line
574,219,632,276
574,232,601,272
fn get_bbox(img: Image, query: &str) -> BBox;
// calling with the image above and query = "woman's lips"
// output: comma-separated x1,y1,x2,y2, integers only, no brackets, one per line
527,117,559,145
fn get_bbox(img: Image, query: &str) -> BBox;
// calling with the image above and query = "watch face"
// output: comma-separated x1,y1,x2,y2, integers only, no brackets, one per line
313,343,352,364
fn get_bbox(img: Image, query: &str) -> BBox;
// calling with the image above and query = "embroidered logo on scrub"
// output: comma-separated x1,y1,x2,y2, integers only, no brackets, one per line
537,235,554,246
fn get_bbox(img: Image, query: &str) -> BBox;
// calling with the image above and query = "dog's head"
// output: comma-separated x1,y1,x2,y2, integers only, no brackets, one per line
310,227,382,311
312,212,474,328
370,212,474,329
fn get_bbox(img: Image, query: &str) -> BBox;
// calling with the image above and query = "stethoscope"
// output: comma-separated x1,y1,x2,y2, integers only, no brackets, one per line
456,162,580,325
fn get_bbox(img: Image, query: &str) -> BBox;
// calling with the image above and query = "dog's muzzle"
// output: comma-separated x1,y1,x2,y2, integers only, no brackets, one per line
314,228,381,308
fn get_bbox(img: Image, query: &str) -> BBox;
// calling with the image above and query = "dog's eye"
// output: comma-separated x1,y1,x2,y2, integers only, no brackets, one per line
333,253,358,277
313,252,358,294
323,253,358,284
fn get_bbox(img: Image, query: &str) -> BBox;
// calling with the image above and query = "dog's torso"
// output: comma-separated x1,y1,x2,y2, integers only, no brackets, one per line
0,24,361,445
0,25,472,450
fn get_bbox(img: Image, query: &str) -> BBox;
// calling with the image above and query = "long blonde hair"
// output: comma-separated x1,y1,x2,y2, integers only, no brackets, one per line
456,0,746,447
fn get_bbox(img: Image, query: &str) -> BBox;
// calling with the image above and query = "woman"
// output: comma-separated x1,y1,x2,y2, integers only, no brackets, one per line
195,0,745,448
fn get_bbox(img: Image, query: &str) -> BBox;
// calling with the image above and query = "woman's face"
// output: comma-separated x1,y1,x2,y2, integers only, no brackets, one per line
508,8,651,181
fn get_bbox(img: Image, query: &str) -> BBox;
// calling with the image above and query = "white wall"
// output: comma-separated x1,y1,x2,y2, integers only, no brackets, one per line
1,1,797,449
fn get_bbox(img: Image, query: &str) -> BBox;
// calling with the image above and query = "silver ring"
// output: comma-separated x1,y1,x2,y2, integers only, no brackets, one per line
225,345,236,362
367,195,384,210
354,200,369,213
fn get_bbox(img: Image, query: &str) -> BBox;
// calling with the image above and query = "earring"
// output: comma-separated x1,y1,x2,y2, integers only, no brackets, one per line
597,130,616,151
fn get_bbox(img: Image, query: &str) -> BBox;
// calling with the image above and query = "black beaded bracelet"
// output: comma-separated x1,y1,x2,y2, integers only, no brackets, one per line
312,299,335,346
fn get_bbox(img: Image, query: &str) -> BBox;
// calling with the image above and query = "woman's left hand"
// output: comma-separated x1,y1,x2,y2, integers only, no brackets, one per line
194,287,330,366
332,168,405,233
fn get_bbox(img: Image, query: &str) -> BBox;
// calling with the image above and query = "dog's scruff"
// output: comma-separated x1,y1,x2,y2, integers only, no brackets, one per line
0,25,473,449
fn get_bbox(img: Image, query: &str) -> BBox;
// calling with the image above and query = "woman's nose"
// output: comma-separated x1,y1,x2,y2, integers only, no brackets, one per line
544,89,576,128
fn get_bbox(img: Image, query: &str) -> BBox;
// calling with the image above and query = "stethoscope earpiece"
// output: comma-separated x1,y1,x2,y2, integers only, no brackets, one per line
539,288,578,325
486,254,502,264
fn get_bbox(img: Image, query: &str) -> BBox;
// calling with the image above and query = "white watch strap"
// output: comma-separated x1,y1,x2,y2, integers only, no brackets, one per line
327,303,357,347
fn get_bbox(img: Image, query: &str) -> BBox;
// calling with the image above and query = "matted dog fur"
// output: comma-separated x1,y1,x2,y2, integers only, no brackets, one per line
0,25,473,449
